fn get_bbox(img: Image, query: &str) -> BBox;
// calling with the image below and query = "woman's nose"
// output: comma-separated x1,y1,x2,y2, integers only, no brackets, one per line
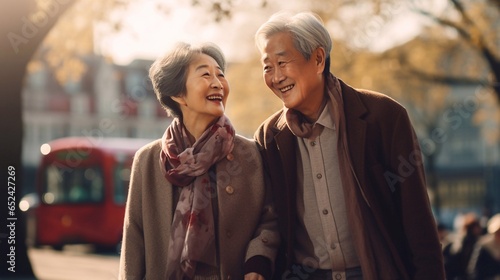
211,76,224,89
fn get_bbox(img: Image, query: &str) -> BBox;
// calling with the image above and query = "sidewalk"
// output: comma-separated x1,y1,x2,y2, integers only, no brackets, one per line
28,246,119,280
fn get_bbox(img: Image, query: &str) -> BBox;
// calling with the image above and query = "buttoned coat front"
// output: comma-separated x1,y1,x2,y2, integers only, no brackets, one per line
254,78,445,280
119,135,279,280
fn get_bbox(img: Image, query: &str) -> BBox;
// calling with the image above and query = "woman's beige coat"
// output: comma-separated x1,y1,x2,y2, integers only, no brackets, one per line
118,135,279,280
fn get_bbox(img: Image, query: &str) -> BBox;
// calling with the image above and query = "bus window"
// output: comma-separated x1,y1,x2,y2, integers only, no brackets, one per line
43,164,104,204
30,137,153,250
114,165,131,204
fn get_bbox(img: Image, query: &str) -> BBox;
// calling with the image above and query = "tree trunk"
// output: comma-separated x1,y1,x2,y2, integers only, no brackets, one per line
0,1,74,278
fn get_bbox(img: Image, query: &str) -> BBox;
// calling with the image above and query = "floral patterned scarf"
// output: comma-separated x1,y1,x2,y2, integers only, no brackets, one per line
161,115,235,279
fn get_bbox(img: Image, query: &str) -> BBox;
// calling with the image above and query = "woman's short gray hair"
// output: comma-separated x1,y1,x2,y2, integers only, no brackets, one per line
255,11,332,75
149,42,226,118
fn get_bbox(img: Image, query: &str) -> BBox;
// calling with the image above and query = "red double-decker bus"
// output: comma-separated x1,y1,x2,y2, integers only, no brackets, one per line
25,137,151,252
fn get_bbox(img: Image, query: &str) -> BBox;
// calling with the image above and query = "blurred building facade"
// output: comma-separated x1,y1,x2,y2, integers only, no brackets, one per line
22,51,171,194
415,84,500,229
378,36,500,229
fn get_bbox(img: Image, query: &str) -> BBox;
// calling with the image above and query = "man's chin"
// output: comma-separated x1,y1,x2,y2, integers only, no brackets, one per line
282,101,296,110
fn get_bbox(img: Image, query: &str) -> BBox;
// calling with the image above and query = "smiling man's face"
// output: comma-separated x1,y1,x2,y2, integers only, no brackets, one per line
260,31,325,120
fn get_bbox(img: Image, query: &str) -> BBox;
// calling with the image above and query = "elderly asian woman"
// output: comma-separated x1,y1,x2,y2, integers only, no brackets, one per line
118,42,279,280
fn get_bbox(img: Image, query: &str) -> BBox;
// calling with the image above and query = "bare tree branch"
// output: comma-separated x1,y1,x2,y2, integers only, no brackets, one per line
488,0,500,9
414,0,500,99
413,9,471,40
402,68,488,86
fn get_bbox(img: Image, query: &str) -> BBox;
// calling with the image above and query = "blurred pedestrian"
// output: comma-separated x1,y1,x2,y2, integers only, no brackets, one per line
438,223,452,249
468,213,500,280
443,213,483,279
119,42,279,279
253,10,445,280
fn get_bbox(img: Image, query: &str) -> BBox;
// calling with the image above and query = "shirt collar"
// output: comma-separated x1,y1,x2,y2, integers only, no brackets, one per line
315,98,336,131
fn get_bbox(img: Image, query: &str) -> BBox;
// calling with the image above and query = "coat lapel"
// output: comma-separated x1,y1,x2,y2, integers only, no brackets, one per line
272,114,298,258
275,126,297,198
274,113,297,201
340,80,368,190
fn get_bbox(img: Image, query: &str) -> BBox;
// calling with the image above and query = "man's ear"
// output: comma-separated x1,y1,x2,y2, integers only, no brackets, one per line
171,95,186,106
314,47,326,74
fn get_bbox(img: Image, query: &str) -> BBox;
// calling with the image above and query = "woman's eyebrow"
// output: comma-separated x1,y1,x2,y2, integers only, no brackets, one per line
195,64,223,73
195,64,210,71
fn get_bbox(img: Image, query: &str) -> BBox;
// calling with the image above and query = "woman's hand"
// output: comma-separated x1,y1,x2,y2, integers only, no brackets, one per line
244,272,265,280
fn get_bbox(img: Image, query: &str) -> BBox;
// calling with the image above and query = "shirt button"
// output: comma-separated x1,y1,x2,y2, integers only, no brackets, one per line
261,237,268,243
310,141,316,146
335,273,342,280
316,173,322,179
322,209,328,215
225,186,234,194
226,153,234,161
331,243,337,249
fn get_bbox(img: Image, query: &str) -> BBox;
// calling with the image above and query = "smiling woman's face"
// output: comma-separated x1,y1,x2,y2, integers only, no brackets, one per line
175,53,230,125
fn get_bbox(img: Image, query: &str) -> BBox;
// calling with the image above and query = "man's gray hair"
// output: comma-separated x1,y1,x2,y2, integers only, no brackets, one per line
255,11,332,74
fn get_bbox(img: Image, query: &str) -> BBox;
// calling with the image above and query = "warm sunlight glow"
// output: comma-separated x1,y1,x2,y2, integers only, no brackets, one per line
40,143,51,155
19,200,30,212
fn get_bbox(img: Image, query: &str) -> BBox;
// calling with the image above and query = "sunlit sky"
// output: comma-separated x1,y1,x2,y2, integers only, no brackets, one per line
94,0,441,65
94,0,277,64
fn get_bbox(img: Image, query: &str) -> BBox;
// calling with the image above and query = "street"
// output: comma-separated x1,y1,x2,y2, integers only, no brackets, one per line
28,246,119,280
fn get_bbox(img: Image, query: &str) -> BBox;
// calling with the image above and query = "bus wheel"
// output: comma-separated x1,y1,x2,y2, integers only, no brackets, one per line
52,244,64,251
116,241,122,255
94,244,119,255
